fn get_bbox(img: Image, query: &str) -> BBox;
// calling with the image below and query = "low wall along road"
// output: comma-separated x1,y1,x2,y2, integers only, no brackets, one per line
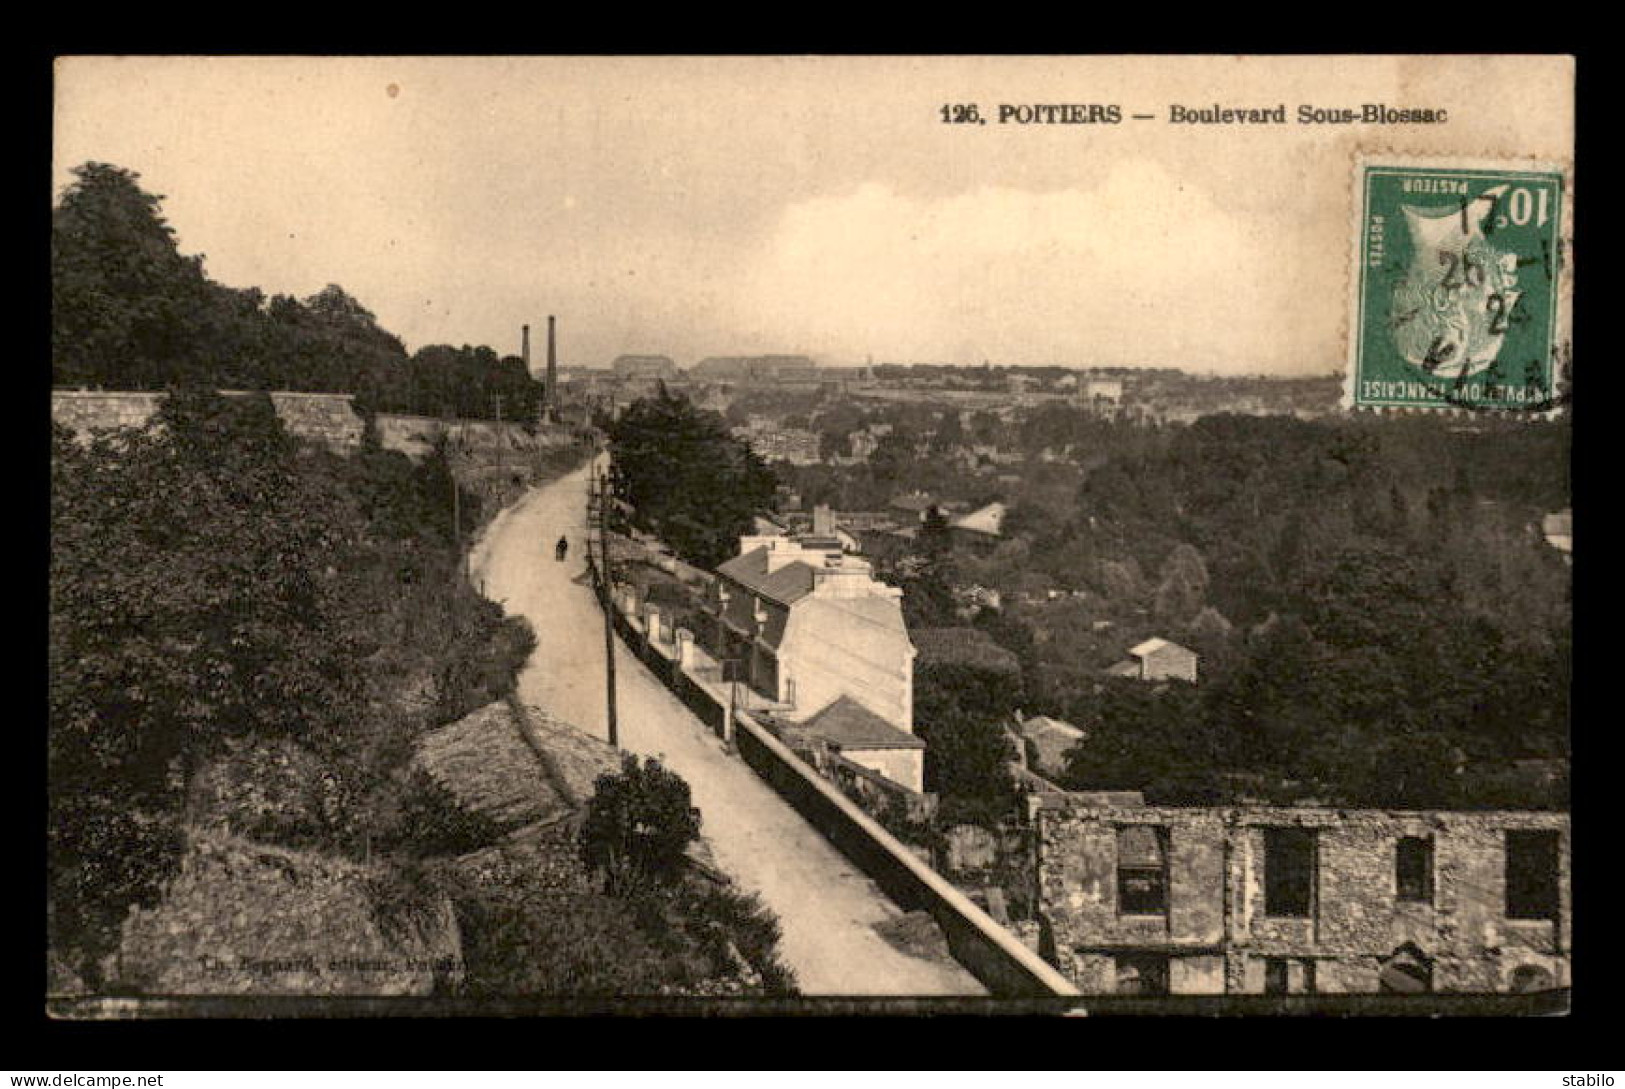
586,523,1077,999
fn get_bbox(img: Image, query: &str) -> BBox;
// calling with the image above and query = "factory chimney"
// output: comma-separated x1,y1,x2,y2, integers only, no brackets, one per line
543,315,558,424
522,324,531,372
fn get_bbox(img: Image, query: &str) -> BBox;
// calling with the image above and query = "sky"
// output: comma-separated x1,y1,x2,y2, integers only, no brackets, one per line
53,56,1572,375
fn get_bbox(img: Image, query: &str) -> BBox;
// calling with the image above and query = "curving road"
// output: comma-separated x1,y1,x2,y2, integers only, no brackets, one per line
468,461,984,996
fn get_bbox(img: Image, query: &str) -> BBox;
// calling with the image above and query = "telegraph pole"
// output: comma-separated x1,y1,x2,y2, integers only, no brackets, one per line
725,659,738,753
445,402,464,581
492,392,505,474
596,463,620,748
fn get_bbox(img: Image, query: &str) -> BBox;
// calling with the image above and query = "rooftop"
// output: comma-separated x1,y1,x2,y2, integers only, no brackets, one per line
1019,714,1085,742
914,627,1022,675
1130,636,1194,658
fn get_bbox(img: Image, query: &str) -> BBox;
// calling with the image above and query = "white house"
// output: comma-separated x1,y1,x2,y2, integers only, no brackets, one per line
1107,637,1199,683
709,523,920,788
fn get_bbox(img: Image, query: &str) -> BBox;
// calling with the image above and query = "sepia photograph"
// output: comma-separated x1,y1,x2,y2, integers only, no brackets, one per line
47,55,1573,1019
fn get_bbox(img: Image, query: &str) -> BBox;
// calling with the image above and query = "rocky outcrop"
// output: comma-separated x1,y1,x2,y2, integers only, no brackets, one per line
116,829,462,996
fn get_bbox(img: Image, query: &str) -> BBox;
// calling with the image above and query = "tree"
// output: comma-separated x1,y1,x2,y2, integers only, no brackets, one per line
900,506,958,628
1154,543,1210,625
607,389,778,570
915,704,1019,826
52,162,213,389
1059,683,1220,804
579,755,702,897
865,432,917,495
929,409,966,454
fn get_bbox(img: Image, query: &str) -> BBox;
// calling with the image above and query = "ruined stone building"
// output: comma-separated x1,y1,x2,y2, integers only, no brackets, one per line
1032,796,1569,996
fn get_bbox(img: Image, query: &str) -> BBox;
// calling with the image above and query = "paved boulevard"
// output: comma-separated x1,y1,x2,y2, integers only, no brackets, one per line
467,461,985,996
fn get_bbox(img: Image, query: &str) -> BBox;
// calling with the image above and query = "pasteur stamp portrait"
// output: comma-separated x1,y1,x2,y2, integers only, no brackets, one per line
1348,156,1569,413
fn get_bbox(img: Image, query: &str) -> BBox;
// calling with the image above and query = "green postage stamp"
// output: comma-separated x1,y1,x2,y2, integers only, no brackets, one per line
1347,155,1570,413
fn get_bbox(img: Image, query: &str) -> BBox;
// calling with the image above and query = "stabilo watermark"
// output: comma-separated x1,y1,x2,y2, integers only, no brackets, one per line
1562,1079,1615,1087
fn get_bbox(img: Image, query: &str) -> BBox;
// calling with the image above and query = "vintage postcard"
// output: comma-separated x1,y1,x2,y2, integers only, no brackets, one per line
49,55,1573,1018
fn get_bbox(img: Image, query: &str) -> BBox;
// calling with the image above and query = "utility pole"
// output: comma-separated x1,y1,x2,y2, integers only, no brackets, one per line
724,659,738,753
596,464,619,748
492,392,505,474
445,402,464,581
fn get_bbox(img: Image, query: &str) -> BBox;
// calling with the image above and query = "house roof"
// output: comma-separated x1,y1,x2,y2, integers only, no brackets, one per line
950,502,1006,537
1019,714,1085,742
716,546,817,605
751,514,788,536
1130,636,1192,658
913,627,1021,674
1106,659,1142,678
800,695,925,751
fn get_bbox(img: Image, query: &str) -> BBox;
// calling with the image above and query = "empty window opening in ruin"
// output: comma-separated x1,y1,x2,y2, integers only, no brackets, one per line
1264,958,1288,994
1264,958,1317,995
1117,825,1169,915
1395,835,1434,904
1114,953,1170,996
1505,829,1561,921
1263,827,1317,918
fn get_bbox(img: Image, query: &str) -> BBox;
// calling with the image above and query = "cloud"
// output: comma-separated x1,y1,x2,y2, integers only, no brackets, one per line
731,159,1335,373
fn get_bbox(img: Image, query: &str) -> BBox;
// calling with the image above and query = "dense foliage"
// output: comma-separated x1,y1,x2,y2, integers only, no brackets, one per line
52,162,539,420
457,875,796,997
605,388,778,570
49,390,527,985
789,404,1570,811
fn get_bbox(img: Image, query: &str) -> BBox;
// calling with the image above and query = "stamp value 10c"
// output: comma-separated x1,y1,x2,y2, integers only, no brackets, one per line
1348,156,1569,413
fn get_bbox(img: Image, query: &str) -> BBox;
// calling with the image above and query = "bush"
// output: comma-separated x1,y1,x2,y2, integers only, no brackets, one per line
579,755,701,897
455,891,679,997
378,767,510,859
676,883,798,996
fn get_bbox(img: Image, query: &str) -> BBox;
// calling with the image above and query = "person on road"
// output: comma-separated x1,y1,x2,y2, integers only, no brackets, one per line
555,535,569,562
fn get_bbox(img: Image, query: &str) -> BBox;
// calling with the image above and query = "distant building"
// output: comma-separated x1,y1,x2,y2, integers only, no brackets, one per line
708,516,918,787
1081,378,1125,408
689,355,817,383
731,422,821,465
1012,711,1087,777
1108,637,1198,683
1541,509,1572,557
1034,796,1570,996
950,501,1006,542
611,354,679,380
782,506,865,555
847,431,881,462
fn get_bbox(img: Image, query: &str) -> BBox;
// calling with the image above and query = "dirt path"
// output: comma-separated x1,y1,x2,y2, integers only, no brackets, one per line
468,463,984,996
